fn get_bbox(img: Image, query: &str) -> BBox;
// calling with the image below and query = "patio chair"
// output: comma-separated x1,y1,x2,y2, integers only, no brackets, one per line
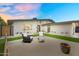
22,33,33,43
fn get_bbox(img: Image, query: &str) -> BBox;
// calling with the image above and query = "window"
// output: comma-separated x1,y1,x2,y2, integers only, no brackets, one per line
16,32,19,34
75,26,79,33
65,32,68,34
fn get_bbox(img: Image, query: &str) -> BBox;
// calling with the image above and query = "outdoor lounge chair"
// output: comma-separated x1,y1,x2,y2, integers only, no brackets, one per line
22,34,33,43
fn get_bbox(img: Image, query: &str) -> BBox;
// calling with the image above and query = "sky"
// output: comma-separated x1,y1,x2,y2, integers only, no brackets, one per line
0,3,79,22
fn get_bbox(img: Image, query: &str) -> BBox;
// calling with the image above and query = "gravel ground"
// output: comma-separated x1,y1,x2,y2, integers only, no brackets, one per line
7,36,79,56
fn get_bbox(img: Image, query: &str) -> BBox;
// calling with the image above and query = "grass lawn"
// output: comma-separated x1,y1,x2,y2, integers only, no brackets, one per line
44,33,79,43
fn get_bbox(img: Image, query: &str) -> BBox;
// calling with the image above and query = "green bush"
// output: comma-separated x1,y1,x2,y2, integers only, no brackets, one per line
44,33,79,43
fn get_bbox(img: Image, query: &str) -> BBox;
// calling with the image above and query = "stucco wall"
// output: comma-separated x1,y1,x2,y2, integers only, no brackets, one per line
12,20,51,36
49,24,72,37
42,22,79,38
41,26,48,32
12,21,37,36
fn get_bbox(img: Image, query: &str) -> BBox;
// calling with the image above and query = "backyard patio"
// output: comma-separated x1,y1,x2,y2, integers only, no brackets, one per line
6,36,79,56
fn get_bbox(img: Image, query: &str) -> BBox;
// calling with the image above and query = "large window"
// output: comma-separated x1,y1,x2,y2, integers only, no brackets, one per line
47,26,50,32
75,26,79,33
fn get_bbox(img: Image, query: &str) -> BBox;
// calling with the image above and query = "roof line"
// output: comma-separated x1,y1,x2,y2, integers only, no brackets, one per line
42,20,79,26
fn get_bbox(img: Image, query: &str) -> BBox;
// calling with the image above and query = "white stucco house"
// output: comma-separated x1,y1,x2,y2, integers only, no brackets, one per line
8,18,54,36
7,18,79,38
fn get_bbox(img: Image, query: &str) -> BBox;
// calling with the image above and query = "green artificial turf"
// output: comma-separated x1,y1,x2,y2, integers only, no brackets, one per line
44,33,79,43
32,33,39,37
0,33,39,56
0,36,22,56
7,36,22,42
0,39,5,56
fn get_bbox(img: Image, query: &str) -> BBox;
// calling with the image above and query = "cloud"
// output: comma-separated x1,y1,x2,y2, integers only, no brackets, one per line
9,15,29,19
15,3,41,12
14,4,41,19
0,7,10,12
0,3,11,13
0,3,42,20
0,3,14,13
9,13,39,19
0,13,39,21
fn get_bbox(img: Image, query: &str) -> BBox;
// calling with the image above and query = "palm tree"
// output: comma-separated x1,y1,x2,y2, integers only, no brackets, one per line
0,17,8,55
0,17,6,26
0,17,7,37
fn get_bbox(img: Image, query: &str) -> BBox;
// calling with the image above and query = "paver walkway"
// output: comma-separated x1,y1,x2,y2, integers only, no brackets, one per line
7,36,79,56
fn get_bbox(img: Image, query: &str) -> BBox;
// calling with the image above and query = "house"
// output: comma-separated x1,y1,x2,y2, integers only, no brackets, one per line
0,18,79,38
8,18,54,36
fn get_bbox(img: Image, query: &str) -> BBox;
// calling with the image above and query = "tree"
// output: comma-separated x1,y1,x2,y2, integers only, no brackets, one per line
0,17,6,26
0,17,7,36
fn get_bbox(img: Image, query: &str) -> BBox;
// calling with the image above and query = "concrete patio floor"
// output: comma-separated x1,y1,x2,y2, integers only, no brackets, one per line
7,37,79,56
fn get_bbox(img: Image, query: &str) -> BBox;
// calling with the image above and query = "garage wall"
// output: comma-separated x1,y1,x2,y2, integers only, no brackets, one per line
50,24,72,37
